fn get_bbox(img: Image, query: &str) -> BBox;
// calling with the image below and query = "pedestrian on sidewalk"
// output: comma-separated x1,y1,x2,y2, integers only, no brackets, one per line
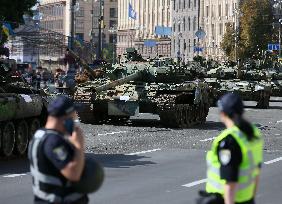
196,93,264,204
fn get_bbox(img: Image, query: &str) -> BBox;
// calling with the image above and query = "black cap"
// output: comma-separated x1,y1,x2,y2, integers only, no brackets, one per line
47,96,77,117
217,93,244,116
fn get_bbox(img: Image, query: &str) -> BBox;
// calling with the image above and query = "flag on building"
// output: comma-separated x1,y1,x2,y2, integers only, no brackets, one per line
128,3,137,20
2,22,14,37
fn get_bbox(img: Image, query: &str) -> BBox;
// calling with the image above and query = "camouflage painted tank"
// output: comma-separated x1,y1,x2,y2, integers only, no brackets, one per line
0,58,50,157
205,61,271,108
74,50,211,128
207,65,237,79
268,69,282,97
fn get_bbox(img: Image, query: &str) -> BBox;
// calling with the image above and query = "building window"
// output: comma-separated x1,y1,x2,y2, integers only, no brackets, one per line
183,17,186,31
188,17,191,31
219,23,223,35
193,17,196,31
109,34,117,43
110,8,118,18
194,0,197,8
206,6,209,17
218,4,222,17
109,20,117,28
76,20,84,29
76,33,84,41
188,39,191,52
76,7,84,17
225,3,229,16
189,0,191,8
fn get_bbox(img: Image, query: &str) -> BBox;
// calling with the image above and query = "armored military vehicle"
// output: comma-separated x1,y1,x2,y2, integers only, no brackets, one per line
0,58,50,157
205,62,271,108
268,69,282,97
74,50,210,128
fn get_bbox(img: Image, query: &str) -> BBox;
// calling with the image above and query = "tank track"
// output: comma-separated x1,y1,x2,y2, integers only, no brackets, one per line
73,92,100,123
157,94,209,128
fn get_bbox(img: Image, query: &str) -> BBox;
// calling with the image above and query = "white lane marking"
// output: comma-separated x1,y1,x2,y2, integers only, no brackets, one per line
276,120,282,123
200,137,216,142
181,157,282,188
98,131,127,136
3,173,28,178
125,148,161,156
264,157,282,165
182,179,207,188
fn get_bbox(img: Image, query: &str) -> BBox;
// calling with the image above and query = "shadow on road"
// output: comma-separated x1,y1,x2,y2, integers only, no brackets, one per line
194,121,225,131
0,157,29,175
86,153,156,169
0,154,157,175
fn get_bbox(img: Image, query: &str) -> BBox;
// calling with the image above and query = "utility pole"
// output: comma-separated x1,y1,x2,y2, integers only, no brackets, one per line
97,0,104,59
70,0,76,50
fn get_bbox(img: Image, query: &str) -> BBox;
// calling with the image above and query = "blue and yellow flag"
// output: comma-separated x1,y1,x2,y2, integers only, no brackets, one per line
2,22,14,37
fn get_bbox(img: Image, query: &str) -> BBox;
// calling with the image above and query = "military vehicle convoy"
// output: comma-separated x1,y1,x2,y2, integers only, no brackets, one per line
74,49,210,128
0,58,50,157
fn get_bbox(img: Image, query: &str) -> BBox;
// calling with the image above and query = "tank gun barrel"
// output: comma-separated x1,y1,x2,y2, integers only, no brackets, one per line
68,49,102,79
94,70,144,92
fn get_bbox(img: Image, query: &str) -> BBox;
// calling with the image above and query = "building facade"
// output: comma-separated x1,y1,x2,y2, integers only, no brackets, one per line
39,0,118,53
117,0,172,58
171,0,200,63
200,0,240,61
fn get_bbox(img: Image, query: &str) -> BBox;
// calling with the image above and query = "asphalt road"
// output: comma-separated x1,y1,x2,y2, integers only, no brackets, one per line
0,97,282,204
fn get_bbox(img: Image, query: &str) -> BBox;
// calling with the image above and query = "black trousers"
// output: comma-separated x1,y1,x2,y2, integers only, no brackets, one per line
196,191,255,204
34,195,89,204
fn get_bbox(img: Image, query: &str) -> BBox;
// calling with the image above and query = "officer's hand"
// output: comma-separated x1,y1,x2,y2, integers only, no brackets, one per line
69,127,85,150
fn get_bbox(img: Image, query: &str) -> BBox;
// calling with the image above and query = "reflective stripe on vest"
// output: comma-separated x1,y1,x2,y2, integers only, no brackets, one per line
206,126,263,203
30,129,83,203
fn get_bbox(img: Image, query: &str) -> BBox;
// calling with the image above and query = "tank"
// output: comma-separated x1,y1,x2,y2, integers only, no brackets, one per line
269,69,282,97
0,58,50,158
205,62,271,109
74,50,211,128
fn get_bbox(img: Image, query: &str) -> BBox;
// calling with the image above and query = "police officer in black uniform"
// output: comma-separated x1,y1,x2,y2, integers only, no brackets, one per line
28,96,88,204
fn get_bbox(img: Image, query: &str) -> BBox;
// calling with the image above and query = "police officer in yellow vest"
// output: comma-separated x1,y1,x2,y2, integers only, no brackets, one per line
198,93,263,204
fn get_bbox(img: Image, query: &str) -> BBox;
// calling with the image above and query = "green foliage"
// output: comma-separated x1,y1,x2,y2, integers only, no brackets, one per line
102,44,114,63
221,0,274,61
221,23,236,61
0,0,37,23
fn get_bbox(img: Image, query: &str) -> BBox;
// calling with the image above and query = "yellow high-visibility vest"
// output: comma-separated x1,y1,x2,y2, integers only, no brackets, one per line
206,126,263,203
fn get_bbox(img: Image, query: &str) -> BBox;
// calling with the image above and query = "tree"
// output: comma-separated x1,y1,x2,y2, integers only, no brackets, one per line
0,0,37,45
221,23,236,61
221,0,274,61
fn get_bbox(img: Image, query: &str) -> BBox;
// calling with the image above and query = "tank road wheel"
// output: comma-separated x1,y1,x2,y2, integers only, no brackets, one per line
15,120,29,155
1,122,16,157
256,91,270,109
181,106,189,128
185,106,194,128
29,119,41,139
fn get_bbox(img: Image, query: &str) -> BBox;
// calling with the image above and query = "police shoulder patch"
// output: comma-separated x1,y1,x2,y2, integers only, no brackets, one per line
219,149,231,165
53,146,68,161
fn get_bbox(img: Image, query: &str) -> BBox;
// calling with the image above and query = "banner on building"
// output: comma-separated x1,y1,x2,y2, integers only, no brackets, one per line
144,40,157,47
155,26,172,36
